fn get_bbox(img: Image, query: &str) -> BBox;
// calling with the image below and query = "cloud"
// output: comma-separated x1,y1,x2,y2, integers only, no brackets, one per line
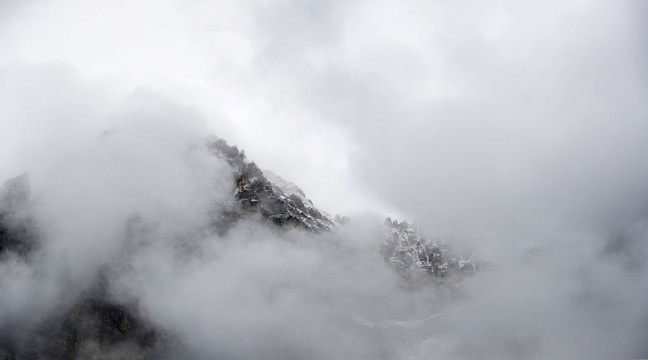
0,1,647,359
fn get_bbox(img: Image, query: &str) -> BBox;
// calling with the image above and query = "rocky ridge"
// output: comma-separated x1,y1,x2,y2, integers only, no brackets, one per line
207,137,334,233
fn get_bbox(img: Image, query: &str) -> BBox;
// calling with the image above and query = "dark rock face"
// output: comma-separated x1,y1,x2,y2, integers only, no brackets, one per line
208,137,334,233
0,174,35,257
0,213,35,257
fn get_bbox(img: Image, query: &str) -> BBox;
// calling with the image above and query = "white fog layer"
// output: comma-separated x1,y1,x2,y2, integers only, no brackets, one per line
1,1,647,359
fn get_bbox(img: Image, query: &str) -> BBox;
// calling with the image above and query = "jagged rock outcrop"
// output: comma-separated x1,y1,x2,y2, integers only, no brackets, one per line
381,218,479,280
208,137,334,233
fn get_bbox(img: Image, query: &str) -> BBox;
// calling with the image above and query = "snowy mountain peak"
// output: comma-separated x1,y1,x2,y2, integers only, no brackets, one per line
207,137,334,232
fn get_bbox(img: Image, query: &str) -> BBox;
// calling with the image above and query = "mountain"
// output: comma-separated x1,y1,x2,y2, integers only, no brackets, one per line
207,137,335,233
0,136,476,359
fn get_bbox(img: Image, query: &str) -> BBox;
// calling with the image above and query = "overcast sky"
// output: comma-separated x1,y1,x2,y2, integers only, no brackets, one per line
1,0,647,241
